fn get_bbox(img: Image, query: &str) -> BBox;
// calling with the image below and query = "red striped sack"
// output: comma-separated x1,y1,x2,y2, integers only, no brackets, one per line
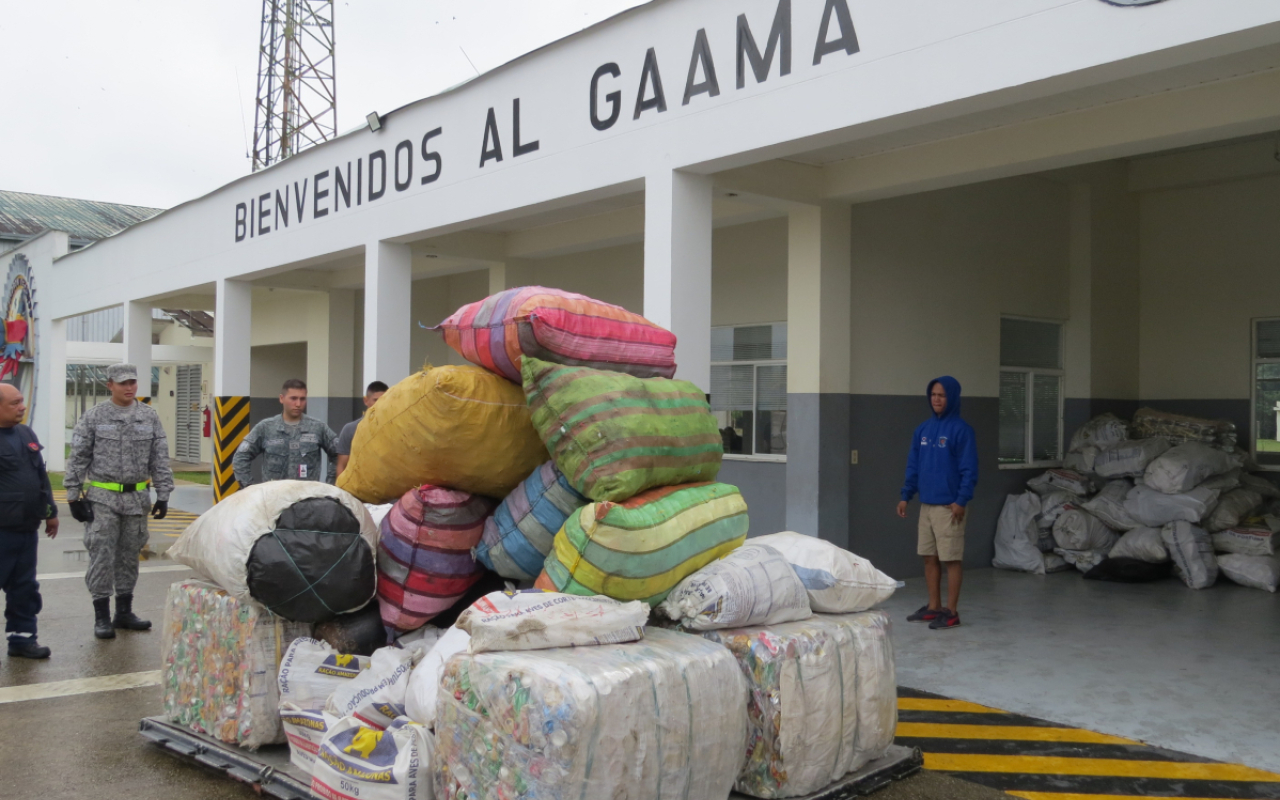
376,485,496,634
434,286,677,383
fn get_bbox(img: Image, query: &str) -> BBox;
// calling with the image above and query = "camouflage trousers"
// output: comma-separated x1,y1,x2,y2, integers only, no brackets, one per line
84,505,149,600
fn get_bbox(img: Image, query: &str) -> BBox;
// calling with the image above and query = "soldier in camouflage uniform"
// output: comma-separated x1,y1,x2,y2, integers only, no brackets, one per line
64,363,174,640
232,378,339,487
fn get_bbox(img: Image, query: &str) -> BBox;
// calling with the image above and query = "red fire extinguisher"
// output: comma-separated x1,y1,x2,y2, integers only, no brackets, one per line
203,406,212,437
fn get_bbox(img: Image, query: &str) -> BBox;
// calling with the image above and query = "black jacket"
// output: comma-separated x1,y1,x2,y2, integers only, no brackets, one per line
0,424,57,532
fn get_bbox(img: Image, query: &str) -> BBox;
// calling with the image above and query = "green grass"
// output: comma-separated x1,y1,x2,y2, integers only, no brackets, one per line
48,472,64,491
1258,440,1280,453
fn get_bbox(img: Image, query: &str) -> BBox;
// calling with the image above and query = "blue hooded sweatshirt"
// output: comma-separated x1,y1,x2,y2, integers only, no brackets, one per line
900,376,979,507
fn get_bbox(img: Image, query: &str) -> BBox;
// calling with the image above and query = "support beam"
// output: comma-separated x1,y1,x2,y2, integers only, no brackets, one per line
786,202,852,545
363,241,413,387
488,259,535,294
123,300,152,400
644,170,713,392
37,318,68,472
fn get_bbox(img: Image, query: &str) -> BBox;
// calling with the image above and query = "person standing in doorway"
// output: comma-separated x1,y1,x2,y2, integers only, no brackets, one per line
335,381,388,478
64,363,174,640
0,383,59,659
896,376,978,630
233,379,339,488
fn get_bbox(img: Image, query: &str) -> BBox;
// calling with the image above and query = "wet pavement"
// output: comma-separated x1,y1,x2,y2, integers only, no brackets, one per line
0,506,1011,800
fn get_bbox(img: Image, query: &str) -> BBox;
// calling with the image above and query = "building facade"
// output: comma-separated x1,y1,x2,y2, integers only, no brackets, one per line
18,0,1280,575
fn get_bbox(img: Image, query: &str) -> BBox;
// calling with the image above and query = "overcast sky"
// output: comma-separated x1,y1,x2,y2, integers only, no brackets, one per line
2,0,648,210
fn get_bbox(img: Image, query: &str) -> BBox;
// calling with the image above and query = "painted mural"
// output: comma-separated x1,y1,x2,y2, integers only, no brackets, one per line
2,253,36,422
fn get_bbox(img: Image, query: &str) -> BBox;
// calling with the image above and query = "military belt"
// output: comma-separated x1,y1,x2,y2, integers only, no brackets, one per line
86,480,150,493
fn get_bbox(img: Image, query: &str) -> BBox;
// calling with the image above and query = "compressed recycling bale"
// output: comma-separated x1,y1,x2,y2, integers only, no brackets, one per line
523,357,722,502
473,462,587,581
377,485,496,635
434,286,678,382
336,365,547,504
168,481,380,623
435,627,747,800
540,482,749,606
700,610,897,798
161,579,311,749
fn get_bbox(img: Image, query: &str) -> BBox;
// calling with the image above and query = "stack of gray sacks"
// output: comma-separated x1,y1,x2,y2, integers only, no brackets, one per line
994,408,1280,592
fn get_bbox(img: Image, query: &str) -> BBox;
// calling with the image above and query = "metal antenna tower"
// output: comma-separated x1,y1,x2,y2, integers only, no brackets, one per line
252,0,336,171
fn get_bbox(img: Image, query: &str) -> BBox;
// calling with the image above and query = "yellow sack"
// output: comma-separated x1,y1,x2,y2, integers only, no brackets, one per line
336,365,547,503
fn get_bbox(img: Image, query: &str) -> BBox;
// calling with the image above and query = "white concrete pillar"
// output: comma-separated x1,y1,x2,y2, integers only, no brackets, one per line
1064,183,1093,401
308,288,357,429
488,258,535,294
214,279,252,397
123,300,153,399
363,241,413,387
643,169,713,392
36,317,68,471
785,202,852,545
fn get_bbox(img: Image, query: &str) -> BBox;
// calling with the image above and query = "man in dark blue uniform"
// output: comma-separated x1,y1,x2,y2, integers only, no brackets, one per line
0,382,58,659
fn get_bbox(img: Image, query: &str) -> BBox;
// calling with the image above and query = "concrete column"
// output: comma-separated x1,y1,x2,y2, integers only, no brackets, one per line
643,169,713,392
35,317,68,471
1064,183,1093,401
488,259,535,294
213,279,252,500
123,300,152,399
363,241,413,388
307,289,358,430
785,202,852,545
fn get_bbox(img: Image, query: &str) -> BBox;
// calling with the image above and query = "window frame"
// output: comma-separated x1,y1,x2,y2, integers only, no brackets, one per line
998,315,1065,471
1251,317,1280,472
711,322,788,463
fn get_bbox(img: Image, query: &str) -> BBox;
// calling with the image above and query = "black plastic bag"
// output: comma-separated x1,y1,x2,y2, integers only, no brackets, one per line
246,497,377,623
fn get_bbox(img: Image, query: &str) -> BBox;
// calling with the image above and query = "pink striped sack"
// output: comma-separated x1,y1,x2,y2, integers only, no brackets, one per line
434,286,677,382
377,485,497,635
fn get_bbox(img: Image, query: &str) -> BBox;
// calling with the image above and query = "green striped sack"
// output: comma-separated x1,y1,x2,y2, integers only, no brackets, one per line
540,482,749,606
521,357,723,502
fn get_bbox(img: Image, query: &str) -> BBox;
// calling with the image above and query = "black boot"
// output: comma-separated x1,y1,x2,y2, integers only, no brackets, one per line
8,637,51,659
113,594,152,631
94,597,116,639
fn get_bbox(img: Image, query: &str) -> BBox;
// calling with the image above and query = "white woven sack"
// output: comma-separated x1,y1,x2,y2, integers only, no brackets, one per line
1204,489,1264,533
661,543,812,630
1094,438,1170,479
1082,480,1139,531
1052,507,1118,552
1217,554,1280,592
1108,527,1169,563
752,532,897,613
1144,443,1238,495
992,493,1045,574
1162,522,1218,589
1124,485,1220,528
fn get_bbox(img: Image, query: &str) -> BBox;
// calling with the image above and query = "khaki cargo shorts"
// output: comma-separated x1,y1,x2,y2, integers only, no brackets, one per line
918,503,966,562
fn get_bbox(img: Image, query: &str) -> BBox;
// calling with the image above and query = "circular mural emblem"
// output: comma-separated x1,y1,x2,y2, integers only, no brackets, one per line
1099,0,1170,6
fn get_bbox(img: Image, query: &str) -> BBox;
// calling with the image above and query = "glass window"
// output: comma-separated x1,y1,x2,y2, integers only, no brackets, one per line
711,323,787,458
999,317,1063,467
1254,320,1280,468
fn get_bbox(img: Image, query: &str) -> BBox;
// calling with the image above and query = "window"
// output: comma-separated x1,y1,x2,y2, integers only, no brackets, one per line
1253,319,1280,469
710,323,787,459
999,317,1063,467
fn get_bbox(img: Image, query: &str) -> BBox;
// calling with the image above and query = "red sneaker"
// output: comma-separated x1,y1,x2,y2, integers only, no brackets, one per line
906,605,946,623
928,610,961,630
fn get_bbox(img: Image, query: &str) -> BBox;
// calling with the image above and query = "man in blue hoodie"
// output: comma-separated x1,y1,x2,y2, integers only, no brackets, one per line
896,376,978,630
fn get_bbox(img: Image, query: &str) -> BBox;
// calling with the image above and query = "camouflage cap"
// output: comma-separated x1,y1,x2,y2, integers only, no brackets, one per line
106,363,139,383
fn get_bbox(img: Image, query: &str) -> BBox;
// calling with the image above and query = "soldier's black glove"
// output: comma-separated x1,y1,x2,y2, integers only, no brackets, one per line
69,500,94,524
151,500,169,520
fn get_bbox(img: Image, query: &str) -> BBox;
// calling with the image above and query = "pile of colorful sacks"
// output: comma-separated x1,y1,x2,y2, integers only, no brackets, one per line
163,286,905,800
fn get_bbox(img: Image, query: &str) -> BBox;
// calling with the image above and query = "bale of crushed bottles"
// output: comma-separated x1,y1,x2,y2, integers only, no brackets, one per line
434,627,747,800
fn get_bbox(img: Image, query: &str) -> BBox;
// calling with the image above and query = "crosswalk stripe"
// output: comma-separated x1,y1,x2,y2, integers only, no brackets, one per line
0,671,161,705
898,697,1005,714
923,753,1280,782
37,564,191,581
1007,794,1247,800
896,723,1139,745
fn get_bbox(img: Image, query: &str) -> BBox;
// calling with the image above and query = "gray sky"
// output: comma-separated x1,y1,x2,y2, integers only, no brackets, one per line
2,0,647,210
